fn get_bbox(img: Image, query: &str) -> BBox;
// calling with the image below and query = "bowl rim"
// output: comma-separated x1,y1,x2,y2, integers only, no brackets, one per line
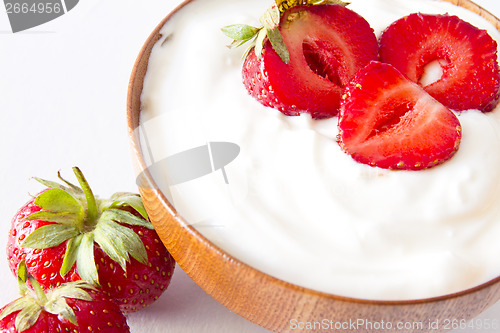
127,0,500,307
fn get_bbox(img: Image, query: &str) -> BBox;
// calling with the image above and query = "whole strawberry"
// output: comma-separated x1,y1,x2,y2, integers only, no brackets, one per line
6,167,175,314
0,261,129,332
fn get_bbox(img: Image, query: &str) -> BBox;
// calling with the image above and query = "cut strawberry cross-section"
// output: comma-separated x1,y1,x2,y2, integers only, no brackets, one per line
338,61,462,170
227,3,378,119
380,13,500,112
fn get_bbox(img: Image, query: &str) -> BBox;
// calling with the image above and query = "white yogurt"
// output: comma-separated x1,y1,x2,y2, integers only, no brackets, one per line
139,0,500,300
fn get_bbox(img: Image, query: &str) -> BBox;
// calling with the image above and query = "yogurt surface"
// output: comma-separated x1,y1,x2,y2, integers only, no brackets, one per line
139,0,500,300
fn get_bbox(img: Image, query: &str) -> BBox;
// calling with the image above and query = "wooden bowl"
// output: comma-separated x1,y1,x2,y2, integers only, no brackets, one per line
127,1,500,332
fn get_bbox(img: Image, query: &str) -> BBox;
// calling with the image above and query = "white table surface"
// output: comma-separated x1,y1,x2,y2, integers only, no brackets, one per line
1,0,500,332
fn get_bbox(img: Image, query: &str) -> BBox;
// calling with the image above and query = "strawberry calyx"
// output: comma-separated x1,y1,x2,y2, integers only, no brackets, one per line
0,261,96,332
21,167,153,287
221,0,349,63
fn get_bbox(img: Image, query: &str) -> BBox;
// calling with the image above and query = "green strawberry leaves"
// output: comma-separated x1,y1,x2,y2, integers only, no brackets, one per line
60,235,83,277
26,188,84,230
222,3,289,63
34,188,83,214
22,224,80,249
222,0,349,64
46,281,94,325
76,233,97,286
266,27,289,64
14,302,41,332
26,211,81,225
100,208,153,229
95,219,149,268
221,24,260,49
0,261,96,331
17,261,29,296
21,167,153,288
107,192,149,220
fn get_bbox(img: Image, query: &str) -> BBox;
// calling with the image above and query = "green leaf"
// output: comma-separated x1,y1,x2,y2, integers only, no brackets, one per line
17,261,28,296
43,281,95,324
76,233,99,286
15,302,42,332
228,38,254,49
119,228,149,265
60,235,83,277
32,177,68,191
18,281,96,327
33,188,83,214
0,298,32,322
94,219,149,267
57,170,83,194
28,275,47,304
108,193,149,220
44,299,77,325
221,24,259,41
26,211,82,225
22,224,79,249
267,28,289,64
100,208,153,229
94,220,129,271
50,281,95,301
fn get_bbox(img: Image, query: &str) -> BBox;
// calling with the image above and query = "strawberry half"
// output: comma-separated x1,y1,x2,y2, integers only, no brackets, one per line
224,2,378,118
0,261,129,332
379,13,500,112
338,61,462,170
6,167,175,314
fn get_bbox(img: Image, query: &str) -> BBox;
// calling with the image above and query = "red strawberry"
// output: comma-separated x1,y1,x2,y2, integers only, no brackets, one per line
338,61,462,170
0,261,129,332
379,13,500,112
223,2,378,118
6,167,175,314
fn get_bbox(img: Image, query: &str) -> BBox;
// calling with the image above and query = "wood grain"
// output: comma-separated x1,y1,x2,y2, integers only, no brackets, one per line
127,1,500,332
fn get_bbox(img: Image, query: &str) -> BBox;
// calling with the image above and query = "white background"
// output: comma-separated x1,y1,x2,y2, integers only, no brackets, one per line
0,0,499,332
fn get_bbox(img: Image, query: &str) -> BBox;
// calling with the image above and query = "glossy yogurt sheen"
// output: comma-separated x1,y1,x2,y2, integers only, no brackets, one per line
139,0,500,300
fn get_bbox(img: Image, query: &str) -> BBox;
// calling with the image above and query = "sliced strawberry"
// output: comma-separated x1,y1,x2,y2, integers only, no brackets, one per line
379,13,500,112
338,61,462,170
242,4,378,118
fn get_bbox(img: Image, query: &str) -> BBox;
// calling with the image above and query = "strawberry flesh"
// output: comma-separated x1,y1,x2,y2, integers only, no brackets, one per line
379,13,500,112
243,4,378,118
338,61,462,170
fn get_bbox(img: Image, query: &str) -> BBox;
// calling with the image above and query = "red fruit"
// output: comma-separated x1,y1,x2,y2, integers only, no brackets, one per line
0,263,129,333
242,4,378,118
6,167,175,314
338,61,462,170
379,13,500,112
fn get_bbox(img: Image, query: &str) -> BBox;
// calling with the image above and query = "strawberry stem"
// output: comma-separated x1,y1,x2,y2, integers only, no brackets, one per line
72,167,98,227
